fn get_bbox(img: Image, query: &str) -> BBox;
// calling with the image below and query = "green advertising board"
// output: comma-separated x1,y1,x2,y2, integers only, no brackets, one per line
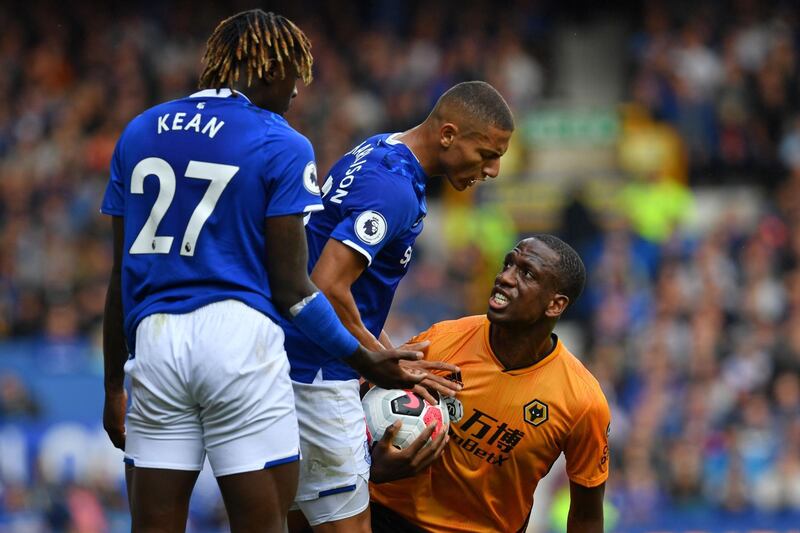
524,108,620,146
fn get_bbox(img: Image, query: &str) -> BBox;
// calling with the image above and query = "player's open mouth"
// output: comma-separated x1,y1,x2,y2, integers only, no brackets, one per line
489,290,510,310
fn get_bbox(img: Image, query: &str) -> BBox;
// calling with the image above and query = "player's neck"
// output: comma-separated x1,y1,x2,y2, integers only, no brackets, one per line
396,124,439,177
234,83,290,116
489,323,556,371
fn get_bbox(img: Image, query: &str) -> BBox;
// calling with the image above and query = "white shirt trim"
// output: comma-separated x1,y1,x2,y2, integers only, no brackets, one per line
385,132,402,145
342,239,373,266
189,88,252,103
385,132,420,163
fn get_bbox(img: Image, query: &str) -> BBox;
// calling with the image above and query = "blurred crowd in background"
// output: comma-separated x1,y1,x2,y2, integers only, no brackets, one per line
2,0,800,531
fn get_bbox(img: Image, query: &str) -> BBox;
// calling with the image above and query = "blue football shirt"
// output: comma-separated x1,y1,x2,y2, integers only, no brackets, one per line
101,89,322,352
282,133,428,382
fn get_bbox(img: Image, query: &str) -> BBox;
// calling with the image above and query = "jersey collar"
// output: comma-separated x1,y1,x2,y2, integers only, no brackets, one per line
189,88,252,103
385,132,421,163
482,316,562,374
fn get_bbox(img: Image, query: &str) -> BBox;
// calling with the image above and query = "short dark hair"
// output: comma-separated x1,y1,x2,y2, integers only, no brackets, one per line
199,9,313,90
432,81,514,131
530,234,586,306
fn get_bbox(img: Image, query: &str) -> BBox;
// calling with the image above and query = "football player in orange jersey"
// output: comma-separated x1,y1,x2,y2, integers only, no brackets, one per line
369,235,610,533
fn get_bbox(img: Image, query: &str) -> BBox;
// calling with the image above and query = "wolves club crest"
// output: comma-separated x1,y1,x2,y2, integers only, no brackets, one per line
524,399,549,427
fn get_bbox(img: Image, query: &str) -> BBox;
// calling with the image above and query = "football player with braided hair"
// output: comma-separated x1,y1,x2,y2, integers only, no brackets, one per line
199,9,313,94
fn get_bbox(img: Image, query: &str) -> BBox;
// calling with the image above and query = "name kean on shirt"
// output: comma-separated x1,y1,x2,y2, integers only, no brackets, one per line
156,112,225,139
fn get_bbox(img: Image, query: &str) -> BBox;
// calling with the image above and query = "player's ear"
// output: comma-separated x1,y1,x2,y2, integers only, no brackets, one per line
545,294,569,319
440,123,458,148
264,59,280,82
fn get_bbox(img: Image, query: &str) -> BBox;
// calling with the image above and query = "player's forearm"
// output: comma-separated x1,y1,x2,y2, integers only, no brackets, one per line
379,330,394,349
324,286,384,351
263,214,320,317
567,517,603,533
267,257,317,317
567,507,603,533
103,273,128,393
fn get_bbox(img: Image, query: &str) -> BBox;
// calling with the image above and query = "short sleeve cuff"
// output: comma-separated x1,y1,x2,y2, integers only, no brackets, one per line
100,206,124,216
341,239,373,266
567,472,608,488
265,202,324,218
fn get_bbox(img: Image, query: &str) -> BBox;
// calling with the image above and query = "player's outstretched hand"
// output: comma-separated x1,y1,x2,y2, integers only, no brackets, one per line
399,355,462,405
394,341,461,403
345,345,426,390
103,388,127,450
370,421,449,484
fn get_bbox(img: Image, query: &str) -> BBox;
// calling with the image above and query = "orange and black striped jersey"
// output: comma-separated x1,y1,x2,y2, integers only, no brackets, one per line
370,315,611,533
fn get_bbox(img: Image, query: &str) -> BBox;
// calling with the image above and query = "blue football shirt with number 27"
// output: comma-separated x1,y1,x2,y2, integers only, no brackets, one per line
101,89,322,353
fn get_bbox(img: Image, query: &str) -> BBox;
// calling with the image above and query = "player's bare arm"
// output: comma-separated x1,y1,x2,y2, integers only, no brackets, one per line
311,238,384,350
264,214,318,312
378,329,394,348
312,239,461,399
566,481,604,533
102,216,127,450
265,215,425,390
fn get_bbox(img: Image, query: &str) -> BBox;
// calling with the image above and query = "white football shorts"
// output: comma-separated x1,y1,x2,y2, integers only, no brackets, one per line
292,375,371,523
123,299,299,477
292,472,369,527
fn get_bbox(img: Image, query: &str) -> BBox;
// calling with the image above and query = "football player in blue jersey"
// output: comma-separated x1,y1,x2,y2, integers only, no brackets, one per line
285,81,514,532
101,10,428,533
